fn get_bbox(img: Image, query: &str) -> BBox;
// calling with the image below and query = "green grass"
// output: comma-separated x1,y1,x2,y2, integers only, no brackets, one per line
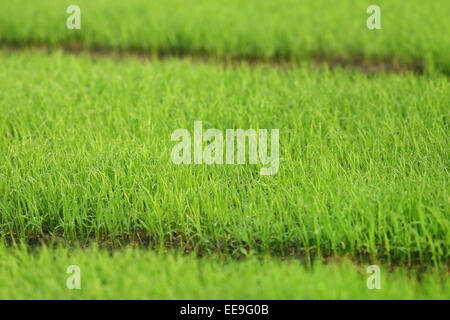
0,51,448,266
0,2,448,298
0,244,447,299
1,0,450,74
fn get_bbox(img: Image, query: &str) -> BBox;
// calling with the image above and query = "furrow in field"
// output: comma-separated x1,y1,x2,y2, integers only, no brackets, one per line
0,43,426,75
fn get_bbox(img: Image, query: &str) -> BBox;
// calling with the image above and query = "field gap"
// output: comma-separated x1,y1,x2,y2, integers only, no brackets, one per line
0,42,427,75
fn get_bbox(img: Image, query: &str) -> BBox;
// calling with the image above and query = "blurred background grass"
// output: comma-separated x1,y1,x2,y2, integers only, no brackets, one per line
1,245,448,299
1,0,449,73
